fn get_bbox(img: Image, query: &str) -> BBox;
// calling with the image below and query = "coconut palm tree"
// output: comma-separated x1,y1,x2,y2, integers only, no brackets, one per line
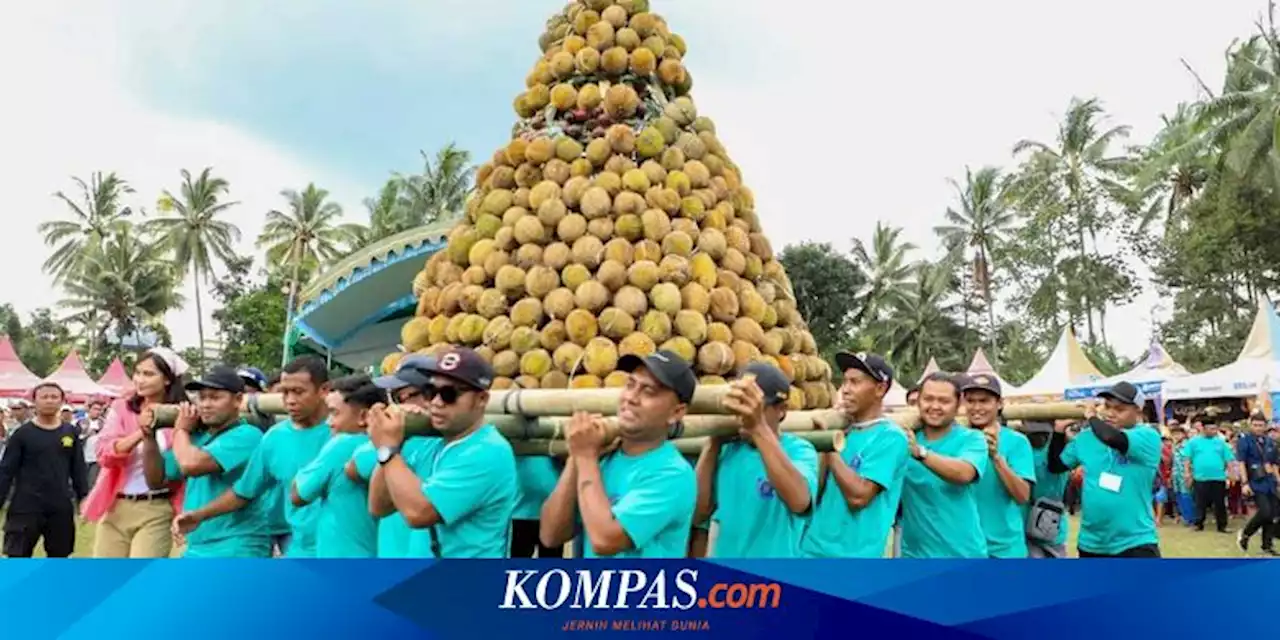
395,143,476,225
1011,97,1130,342
257,184,351,322
147,168,242,365
348,178,406,248
849,222,917,328
39,172,135,282
60,223,183,345
934,166,1016,357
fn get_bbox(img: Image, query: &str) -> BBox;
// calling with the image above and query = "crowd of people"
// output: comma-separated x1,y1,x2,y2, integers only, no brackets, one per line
0,344,1278,559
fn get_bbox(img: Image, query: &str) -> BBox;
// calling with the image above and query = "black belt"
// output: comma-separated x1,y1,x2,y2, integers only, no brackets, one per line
116,490,171,502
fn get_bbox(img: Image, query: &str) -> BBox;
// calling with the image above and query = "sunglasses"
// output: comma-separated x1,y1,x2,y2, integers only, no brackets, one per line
421,383,477,405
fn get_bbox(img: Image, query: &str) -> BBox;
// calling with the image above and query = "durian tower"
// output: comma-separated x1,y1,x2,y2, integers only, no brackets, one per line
395,0,835,410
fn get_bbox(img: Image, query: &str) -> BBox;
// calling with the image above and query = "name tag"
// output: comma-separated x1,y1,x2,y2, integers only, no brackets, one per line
1099,472,1123,493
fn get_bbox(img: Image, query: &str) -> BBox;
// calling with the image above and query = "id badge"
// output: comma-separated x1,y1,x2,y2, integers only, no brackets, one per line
1099,472,1123,493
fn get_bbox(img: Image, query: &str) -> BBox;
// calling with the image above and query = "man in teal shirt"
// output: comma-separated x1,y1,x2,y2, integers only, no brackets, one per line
1021,421,1069,558
540,350,697,558
512,456,564,557
695,362,818,558
368,347,517,558
1183,416,1234,533
174,356,332,557
900,372,989,558
352,354,442,558
962,374,1035,558
146,366,271,557
800,351,907,558
1048,381,1163,557
293,374,386,558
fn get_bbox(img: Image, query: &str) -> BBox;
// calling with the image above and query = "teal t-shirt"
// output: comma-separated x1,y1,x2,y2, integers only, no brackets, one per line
710,433,818,558
1172,443,1190,492
232,419,331,557
1184,435,1234,482
973,426,1036,558
1060,424,1162,555
684,455,710,532
420,425,517,558
514,457,562,520
1030,443,1069,546
164,424,271,557
584,441,696,558
352,437,444,558
295,433,377,558
800,418,908,558
899,424,989,558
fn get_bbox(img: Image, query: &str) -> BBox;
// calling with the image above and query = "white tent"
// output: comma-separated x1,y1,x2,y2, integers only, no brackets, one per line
1007,328,1103,400
917,357,941,384
965,348,1017,394
1065,341,1189,400
1163,300,1280,401
884,380,909,408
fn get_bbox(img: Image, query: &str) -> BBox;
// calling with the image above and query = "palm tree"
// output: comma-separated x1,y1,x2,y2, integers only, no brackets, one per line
1011,97,1130,342
60,224,183,345
147,168,242,365
934,166,1016,357
350,178,406,247
257,184,350,325
1194,22,1279,177
849,222,917,327
39,172,135,282
395,143,476,225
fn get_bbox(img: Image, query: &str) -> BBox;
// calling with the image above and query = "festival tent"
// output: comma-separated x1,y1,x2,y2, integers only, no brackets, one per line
97,358,134,396
884,380,909,408
1162,300,1280,403
1006,328,1104,400
1064,341,1190,400
916,357,941,384
965,348,1016,393
0,336,42,399
42,351,117,403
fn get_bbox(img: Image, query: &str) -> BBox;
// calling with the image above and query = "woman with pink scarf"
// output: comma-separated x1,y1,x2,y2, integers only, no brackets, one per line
82,348,190,557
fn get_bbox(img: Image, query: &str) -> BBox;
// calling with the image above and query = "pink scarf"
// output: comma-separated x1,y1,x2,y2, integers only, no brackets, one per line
81,397,185,521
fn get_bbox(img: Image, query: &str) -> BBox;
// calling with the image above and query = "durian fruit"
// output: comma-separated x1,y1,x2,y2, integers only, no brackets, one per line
401,0,831,408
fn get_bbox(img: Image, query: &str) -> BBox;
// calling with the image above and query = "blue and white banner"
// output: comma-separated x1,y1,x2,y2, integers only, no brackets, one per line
0,560,1274,639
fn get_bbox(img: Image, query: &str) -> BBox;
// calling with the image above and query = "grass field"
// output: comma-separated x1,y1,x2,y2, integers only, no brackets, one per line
3,511,1268,558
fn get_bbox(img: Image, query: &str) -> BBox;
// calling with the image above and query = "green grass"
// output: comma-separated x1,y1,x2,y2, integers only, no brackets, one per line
2,511,1264,558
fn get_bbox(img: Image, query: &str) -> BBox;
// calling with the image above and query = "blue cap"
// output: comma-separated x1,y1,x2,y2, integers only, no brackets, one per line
237,367,268,391
374,354,436,390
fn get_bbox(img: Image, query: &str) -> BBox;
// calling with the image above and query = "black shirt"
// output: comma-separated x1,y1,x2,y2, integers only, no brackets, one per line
0,420,89,513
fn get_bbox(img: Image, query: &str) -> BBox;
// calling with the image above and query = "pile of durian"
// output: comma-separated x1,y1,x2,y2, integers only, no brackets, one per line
395,0,834,410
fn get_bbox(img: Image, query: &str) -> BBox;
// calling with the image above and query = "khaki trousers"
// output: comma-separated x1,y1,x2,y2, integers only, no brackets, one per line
92,498,175,558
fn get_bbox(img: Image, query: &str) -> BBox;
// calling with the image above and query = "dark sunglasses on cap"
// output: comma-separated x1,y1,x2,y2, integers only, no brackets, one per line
422,382,479,405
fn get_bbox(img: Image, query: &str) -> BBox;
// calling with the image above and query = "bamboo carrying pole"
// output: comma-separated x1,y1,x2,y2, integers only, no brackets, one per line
510,430,845,457
150,391,1089,444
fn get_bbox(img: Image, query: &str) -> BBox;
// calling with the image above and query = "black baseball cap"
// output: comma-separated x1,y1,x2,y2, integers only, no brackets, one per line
835,351,894,385
960,373,1002,398
1020,420,1054,435
618,350,697,404
185,365,246,394
1097,381,1145,407
374,354,437,391
738,362,791,406
422,347,495,391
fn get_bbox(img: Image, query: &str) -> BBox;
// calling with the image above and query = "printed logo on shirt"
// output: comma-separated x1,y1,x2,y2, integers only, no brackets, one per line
756,477,775,498
61,435,74,448
850,454,863,472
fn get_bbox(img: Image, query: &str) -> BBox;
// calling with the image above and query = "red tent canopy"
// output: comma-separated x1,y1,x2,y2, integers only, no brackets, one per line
97,357,134,396
0,336,42,399
43,351,117,403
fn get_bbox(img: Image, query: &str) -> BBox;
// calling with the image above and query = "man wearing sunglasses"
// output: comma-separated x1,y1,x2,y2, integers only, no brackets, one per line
539,350,698,558
366,347,517,558
350,354,445,558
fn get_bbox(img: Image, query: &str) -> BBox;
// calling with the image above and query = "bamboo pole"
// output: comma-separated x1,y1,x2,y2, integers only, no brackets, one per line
511,430,845,457
152,397,1088,443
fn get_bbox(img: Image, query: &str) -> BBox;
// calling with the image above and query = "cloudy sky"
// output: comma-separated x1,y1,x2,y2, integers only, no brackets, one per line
0,0,1264,361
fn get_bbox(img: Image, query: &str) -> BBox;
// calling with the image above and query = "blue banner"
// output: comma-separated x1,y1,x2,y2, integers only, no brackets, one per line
1064,379,1163,400
0,559,1274,639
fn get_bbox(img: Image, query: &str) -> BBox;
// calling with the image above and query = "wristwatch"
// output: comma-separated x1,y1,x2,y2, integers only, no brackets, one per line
914,447,930,461
376,445,401,465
